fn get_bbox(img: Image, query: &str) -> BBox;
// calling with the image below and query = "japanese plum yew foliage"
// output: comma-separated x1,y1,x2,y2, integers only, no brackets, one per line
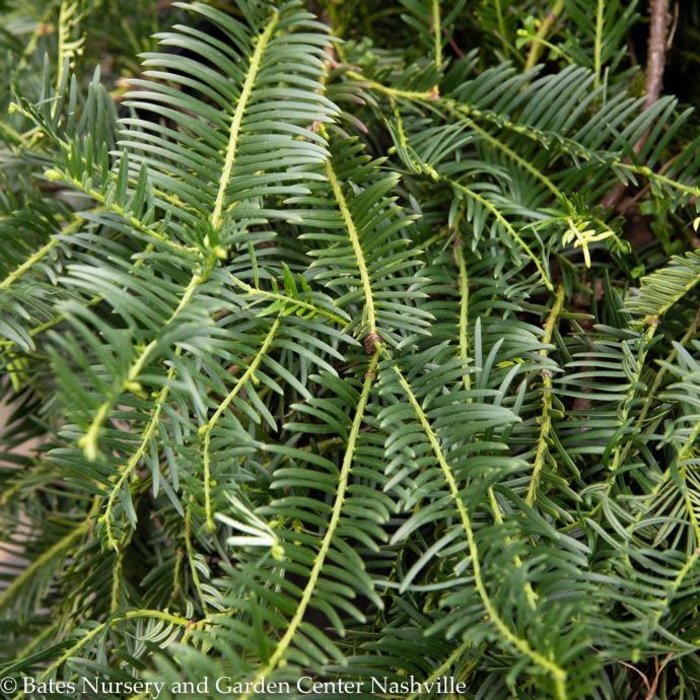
1,0,700,698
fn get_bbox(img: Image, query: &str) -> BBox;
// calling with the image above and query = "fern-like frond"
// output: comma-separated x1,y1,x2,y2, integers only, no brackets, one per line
627,249,700,323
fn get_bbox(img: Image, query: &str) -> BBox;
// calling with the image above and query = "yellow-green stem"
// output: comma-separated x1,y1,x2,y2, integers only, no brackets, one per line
438,103,563,200
525,0,565,71
323,143,378,336
526,284,565,506
0,215,88,290
80,267,207,460
453,236,537,608
240,353,379,698
12,609,196,699
210,11,279,230
606,324,657,482
0,519,89,612
622,422,700,545
594,0,605,87
406,641,479,700
345,70,438,102
621,164,700,201
628,307,700,451
199,318,280,531
349,74,700,205
185,500,209,614
103,364,178,550
110,552,123,612
675,422,700,543
646,547,700,650
44,169,198,255
454,242,471,392
432,0,442,70
228,274,347,326
451,180,553,291
389,354,568,698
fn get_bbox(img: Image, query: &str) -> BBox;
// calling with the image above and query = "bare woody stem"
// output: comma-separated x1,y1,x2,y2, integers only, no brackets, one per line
645,0,671,110
602,0,671,210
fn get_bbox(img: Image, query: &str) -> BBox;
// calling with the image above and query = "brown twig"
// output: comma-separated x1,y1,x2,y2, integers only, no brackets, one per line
618,660,652,696
645,653,673,700
602,0,671,212
448,33,465,58
644,0,671,110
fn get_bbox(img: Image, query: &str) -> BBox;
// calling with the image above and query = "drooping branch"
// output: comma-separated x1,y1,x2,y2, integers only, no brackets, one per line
240,352,379,697
526,284,565,506
388,352,569,700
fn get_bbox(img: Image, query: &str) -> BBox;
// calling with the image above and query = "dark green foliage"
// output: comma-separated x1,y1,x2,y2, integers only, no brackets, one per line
1,1,700,698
